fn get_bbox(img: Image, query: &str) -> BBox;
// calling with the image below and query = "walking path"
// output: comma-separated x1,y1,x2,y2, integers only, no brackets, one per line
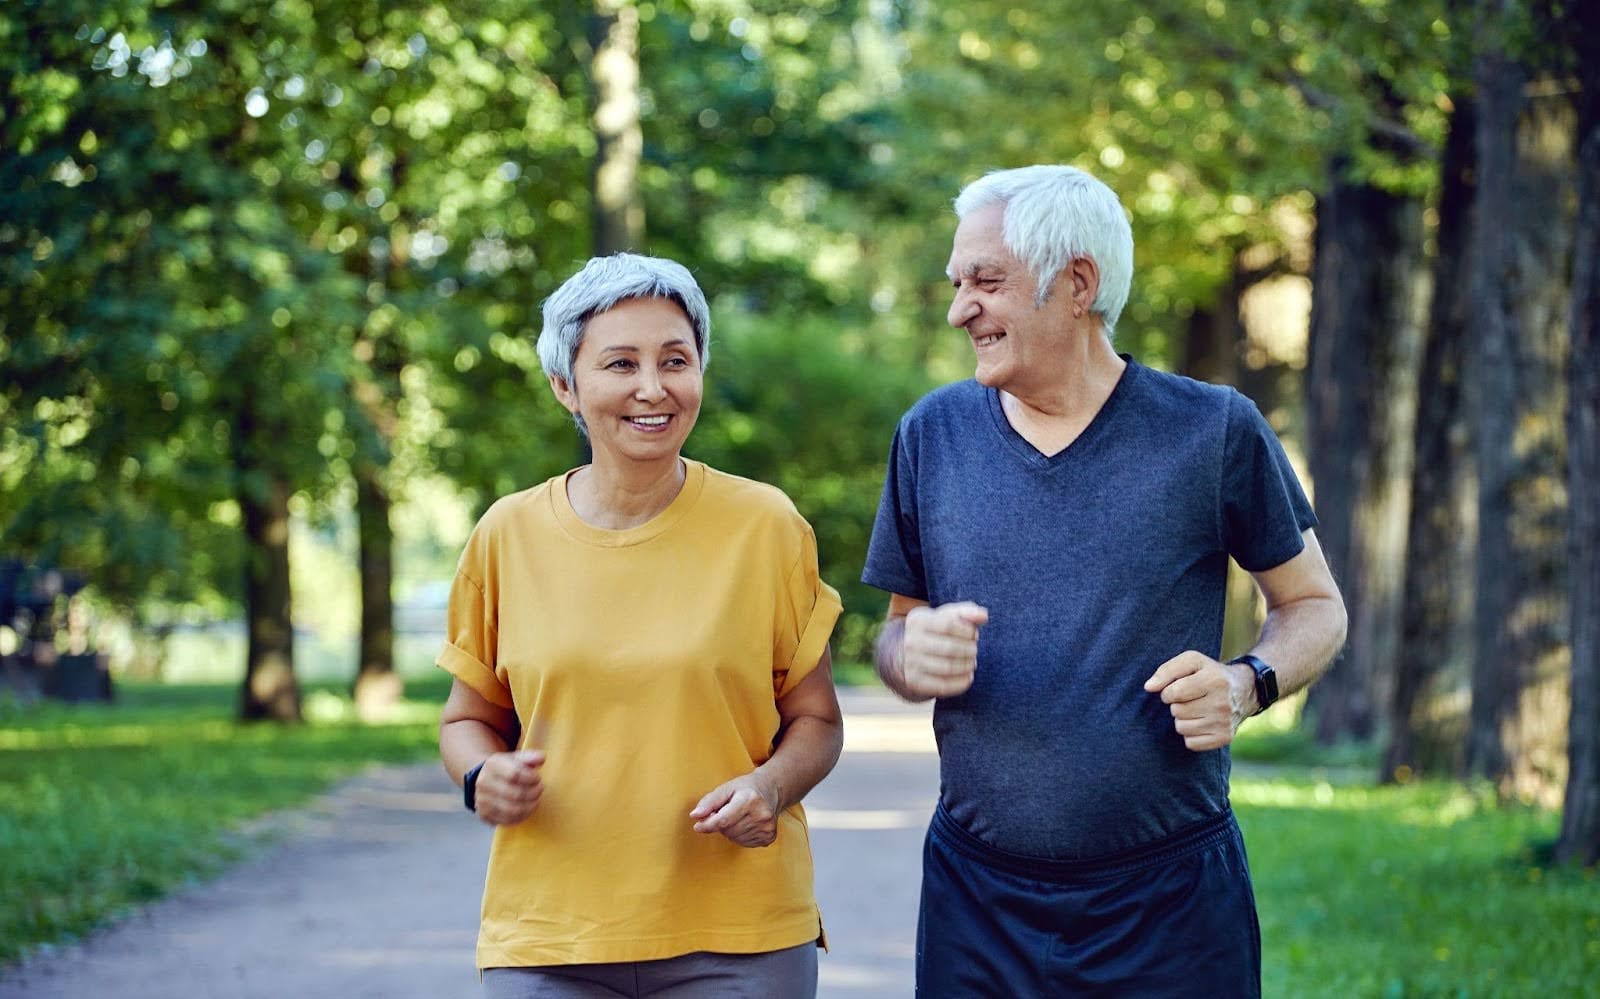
0,689,937,998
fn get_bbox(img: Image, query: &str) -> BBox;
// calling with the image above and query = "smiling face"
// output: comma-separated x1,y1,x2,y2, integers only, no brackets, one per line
945,201,1080,396
547,296,703,470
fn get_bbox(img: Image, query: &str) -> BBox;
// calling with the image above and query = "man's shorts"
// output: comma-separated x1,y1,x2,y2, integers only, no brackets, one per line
917,803,1261,998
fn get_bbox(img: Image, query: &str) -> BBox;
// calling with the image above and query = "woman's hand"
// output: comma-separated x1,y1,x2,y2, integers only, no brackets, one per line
690,772,782,847
473,750,546,826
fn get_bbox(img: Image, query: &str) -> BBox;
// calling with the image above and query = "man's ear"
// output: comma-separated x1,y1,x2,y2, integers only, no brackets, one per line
548,373,579,415
1067,255,1101,313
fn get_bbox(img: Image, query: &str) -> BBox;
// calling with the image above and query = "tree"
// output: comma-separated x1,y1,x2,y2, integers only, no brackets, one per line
1555,0,1600,866
1303,161,1426,745
590,0,644,253
1385,96,1477,780
1464,0,1574,801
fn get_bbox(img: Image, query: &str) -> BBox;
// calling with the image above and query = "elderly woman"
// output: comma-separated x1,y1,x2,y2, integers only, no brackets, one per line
437,253,844,999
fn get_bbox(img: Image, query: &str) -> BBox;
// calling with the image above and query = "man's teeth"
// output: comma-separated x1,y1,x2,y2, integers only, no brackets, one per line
975,333,1003,347
630,416,669,426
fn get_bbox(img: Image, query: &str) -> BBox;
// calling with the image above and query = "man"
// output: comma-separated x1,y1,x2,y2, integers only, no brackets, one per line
862,165,1347,997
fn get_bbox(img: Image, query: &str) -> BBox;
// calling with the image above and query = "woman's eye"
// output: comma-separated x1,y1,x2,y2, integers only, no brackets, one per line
607,359,634,371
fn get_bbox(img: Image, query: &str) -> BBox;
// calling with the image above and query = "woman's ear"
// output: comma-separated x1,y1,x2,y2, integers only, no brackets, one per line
547,373,579,415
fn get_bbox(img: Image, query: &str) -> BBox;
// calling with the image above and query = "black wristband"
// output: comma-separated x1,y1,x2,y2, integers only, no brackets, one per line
1230,654,1279,716
462,760,486,813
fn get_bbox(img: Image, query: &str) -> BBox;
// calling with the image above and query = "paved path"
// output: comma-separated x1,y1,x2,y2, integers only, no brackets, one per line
0,689,938,998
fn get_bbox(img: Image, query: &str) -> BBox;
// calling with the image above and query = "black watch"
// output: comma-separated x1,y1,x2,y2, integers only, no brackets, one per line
1230,654,1279,715
462,760,487,813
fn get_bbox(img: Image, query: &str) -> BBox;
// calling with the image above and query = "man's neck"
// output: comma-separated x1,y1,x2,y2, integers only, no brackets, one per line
1001,336,1127,457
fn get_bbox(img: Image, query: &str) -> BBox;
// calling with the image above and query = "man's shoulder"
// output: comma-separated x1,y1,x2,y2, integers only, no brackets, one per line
902,379,987,426
1125,360,1237,413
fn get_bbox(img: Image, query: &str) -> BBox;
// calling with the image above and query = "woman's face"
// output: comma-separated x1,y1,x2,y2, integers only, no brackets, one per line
548,296,703,469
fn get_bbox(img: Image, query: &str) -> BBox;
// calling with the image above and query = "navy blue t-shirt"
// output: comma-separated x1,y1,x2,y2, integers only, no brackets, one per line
862,358,1316,859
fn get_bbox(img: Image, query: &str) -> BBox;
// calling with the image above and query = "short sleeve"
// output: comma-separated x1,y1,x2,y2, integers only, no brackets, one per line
772,519,843,698
861,422,928,599
435,528,514,709
1221,391,1317,572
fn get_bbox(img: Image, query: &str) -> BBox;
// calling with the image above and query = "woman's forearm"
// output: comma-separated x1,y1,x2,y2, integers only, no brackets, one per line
755,713,843,813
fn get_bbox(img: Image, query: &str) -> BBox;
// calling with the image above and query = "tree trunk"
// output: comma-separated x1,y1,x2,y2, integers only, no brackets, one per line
1555,8,1600,866
1465,32,1574,802
352,460,400,716
345,152,407,717
237,389,301,723
589,0,643,255
1384,98,1478,781
1304,166,1426,745
1180,258,1242,388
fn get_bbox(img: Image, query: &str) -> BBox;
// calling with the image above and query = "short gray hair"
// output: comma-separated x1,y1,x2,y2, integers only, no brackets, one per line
536,253,712,384
953,165,1134,336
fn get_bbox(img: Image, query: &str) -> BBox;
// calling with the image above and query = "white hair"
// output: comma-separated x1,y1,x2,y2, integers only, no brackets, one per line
537,253,712,384
953,165,1134,336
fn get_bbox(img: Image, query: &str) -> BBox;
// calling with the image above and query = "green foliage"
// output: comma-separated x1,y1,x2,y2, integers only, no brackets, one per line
689,312,934,659
0,678,449,965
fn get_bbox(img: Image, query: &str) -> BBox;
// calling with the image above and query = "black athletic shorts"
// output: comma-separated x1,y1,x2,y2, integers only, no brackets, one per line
917,803,1261,998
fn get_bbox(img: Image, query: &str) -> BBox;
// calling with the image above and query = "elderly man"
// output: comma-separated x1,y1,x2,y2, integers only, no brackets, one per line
863,165,1346,996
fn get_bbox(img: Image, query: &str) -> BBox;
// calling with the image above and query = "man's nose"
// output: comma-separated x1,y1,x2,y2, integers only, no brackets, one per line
947,288,978,329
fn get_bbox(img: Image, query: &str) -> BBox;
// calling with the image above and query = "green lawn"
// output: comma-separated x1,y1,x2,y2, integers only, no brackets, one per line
0,677,449,966
2,678,1595,994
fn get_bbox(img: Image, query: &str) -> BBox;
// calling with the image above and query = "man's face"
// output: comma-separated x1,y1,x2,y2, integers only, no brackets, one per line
945,201,1075,396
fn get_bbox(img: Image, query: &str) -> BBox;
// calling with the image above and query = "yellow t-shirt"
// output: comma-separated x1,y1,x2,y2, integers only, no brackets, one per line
437,459,843,968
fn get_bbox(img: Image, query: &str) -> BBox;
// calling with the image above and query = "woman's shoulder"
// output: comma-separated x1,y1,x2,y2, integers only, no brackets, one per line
692,461,807,528
472,476,561,537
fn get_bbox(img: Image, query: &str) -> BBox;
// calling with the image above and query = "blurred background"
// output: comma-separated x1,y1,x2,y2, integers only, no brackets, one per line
1,0,1597,989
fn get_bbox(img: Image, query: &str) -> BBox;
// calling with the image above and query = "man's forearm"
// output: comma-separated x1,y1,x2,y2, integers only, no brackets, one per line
1248,594,1348,699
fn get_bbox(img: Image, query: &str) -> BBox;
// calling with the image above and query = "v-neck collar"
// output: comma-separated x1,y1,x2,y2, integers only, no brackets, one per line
983,355,1138,469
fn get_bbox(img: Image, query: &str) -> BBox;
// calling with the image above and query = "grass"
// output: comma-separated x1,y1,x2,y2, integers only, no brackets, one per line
0,676,450,966
1240,780,1597,996
2,677,1596,994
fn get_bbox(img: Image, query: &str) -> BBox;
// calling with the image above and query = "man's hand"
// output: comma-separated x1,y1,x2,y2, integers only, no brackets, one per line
897,601,989,699
1143,652,1256,751
472,750,546,826
690,773,782,848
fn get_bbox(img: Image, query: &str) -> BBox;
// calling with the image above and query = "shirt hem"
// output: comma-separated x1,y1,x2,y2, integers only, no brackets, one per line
475,915,824,968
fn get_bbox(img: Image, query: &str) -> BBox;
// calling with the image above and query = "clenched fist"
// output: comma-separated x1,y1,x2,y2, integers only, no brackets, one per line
897,601,989,699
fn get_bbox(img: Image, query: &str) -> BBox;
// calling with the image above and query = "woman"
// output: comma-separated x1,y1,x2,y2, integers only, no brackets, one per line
437,253,844,998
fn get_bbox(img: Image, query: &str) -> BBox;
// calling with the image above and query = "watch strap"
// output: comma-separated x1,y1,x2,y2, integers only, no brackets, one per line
1230,654,1279,715
462,760,486,813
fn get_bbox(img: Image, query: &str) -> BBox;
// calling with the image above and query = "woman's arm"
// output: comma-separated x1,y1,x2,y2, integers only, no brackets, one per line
439,678,544,826
689,647,845,847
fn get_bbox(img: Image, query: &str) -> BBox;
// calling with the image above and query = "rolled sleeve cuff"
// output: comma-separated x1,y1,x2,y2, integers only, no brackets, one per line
436,642,514,709
779,581,844,698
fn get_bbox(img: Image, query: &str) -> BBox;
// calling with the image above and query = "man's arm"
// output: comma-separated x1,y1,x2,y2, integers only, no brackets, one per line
874,593,990,703
1145,529,1347,751
1240,528,1348,703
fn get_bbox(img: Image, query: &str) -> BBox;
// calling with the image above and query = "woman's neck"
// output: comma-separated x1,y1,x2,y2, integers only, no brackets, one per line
566,455,686,530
